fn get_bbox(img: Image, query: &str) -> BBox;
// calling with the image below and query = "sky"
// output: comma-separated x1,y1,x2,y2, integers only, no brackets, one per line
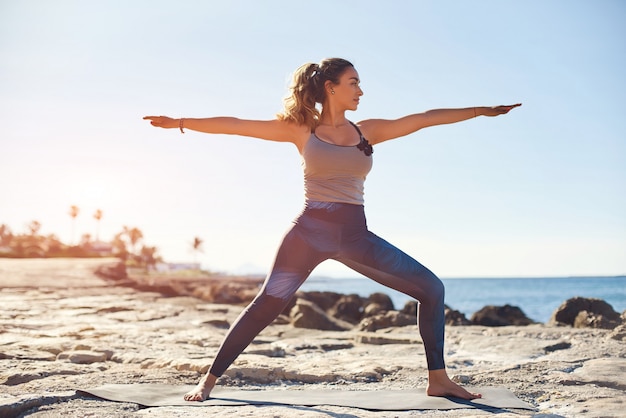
1,0,624,278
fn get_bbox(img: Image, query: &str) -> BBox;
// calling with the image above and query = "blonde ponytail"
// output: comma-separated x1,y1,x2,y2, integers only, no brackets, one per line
277,63,320,130
277,58,354,131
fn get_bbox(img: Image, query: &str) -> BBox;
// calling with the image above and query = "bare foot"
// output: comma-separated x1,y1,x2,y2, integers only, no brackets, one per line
426,369,482,400
183,373,217,402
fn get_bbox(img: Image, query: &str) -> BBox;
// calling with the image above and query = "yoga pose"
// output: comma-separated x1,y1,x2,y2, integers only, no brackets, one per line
144,58,520,402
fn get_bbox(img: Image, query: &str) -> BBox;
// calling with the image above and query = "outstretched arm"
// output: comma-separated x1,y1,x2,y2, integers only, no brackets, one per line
143,115,309,147
359,104,521,145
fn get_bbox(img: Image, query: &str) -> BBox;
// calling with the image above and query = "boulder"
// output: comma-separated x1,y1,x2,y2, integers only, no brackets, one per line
363,303,386,317
549,297,621,329
192,282,258,305
329,294,364,324
445,306,471,326
470,304,534,327
290,299,352,331
367,293,395,311
574,311,620,330
357,311,416,332
401,301,418,317
401,302,469,326
296,291,343,312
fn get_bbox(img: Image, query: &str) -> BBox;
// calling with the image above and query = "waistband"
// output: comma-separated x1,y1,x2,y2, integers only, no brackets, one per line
298,201,366,225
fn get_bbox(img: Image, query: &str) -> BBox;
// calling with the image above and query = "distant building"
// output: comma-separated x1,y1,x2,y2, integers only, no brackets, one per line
155,262,201,272
88,241,114,257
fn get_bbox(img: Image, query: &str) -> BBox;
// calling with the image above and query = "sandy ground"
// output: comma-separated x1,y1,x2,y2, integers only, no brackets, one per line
0,258,624,418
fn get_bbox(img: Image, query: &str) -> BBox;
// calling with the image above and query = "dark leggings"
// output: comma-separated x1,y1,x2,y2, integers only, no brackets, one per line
209,202,446,376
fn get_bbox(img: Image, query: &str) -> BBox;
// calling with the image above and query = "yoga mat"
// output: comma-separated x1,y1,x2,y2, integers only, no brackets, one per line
80,384,534,411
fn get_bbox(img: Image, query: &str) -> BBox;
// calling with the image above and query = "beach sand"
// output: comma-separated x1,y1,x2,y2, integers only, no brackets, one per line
0,258,624,417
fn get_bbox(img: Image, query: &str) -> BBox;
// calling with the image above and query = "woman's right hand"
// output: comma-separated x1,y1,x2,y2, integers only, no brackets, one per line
143,115,179,129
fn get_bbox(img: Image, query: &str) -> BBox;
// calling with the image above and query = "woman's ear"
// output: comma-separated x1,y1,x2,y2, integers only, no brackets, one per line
324,80,335,95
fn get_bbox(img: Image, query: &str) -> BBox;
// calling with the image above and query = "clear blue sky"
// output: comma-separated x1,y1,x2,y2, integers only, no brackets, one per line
1,0,624,278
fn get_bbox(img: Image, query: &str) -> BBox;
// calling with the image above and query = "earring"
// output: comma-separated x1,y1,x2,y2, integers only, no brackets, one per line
330,89,335,95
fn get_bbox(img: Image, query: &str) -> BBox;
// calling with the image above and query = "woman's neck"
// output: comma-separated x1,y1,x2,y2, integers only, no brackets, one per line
319,110,348,128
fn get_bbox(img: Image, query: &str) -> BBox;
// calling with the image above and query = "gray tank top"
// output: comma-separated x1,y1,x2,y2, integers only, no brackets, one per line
301,123,373,205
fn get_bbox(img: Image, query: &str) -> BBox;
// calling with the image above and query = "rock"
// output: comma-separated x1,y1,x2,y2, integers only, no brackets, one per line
445,306,471,326
452,374,471,384
357,311,416,331
95,262,127,280
192,282,258,305
367,292,395,311
290,299,352,331
573,310,620,329
296,291,343,312
543,341,572,353
271,314,291,325
549,297,621,328
401,300,418,316
608,323,626,341
202,319,230,329
363,303,386,317
329,294,363,324
572,358,626,391
470,304,534,327
3,372,45,386
56,350,107,364
245,345,286,358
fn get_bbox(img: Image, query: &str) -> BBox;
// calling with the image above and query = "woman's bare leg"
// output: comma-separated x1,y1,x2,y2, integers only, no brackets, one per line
184,372,217,401
426,369,481,399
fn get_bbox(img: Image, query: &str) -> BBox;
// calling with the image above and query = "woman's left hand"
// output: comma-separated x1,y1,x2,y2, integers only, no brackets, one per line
482,104,522,116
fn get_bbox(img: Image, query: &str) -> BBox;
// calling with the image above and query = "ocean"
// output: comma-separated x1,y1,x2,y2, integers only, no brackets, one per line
299,276,626,323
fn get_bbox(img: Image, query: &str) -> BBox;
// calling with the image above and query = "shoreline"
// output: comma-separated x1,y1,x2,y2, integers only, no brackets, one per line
1,258,625,417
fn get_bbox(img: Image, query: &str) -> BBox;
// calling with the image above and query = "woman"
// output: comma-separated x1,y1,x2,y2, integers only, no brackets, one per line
144,58,520,402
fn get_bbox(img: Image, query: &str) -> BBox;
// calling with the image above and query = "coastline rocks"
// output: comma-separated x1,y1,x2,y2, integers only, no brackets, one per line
289,292,409,332
401,300,418,316
470,304,535,326
290,299,352,331
3,259,626,418
367,292,395,311
445,306,472,326
328,294,364,324
401,302,471,326
192,282,260,305
549,297,622,329
296,291,343,312
357,311,416,331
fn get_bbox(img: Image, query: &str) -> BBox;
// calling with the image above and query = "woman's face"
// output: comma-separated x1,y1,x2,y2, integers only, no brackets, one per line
329,67,363,111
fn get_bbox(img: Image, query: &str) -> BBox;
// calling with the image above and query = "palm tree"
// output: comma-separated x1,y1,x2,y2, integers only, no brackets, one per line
111,232,128,260
93,209,103,241
24,220,44,257
191,236,204,264
27,220,41,236
140,245,161,271
122,226,143,258
0,224,13,246
69,205,79,245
